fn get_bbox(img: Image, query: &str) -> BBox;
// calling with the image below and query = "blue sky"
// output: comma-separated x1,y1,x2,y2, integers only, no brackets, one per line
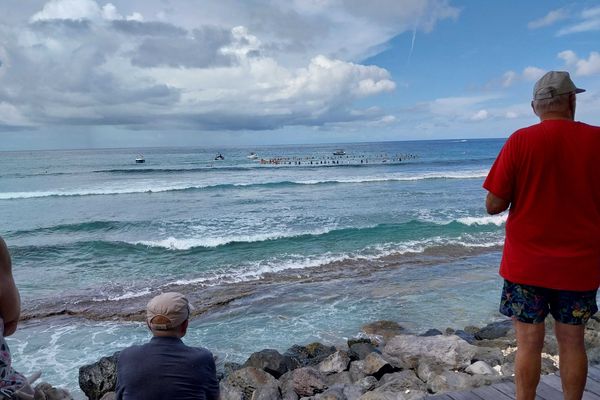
1,0,599,150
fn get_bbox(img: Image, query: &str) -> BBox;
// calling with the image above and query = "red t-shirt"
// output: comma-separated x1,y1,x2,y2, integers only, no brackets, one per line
484,119,600,291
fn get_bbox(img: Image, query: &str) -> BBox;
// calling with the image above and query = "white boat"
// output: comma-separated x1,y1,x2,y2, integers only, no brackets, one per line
135,155,145,163
333,149,346,156
247,152,258,160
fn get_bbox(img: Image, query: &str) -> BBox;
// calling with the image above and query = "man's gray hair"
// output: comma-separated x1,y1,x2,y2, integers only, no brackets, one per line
532,92,572,115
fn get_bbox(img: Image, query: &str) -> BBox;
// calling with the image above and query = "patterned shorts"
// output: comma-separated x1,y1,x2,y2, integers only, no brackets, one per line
500,279,598,325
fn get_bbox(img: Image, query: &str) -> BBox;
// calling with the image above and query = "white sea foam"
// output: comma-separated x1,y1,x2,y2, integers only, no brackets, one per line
107,288,151,301
0,170,490,200
455,214,507,226
133,227,336,250
165,234,504,288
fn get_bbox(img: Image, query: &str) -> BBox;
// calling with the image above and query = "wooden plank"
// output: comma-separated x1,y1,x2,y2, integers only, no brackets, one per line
584,374,600,396
472,385,515,400
491,381,517,398
588,365,600,382
447,391,484,400
427,394,454,400
535,381,563,400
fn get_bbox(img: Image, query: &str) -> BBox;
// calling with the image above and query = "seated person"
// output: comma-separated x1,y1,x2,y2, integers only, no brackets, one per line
116,292,219,400
0,237,36,399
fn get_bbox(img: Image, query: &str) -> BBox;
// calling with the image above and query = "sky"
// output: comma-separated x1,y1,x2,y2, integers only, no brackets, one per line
1,0,600,150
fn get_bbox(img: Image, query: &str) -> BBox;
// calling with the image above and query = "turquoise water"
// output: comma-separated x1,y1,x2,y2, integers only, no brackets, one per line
1,139,507,397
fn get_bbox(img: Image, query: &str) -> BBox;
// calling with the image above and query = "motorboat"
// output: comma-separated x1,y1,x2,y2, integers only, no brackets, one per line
214,153,225,161
247,152,258,160
333,149,346,156
135,155,145,163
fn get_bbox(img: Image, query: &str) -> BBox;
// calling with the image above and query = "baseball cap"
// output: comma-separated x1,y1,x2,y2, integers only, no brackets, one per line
146,292,192,330
533,71,585,100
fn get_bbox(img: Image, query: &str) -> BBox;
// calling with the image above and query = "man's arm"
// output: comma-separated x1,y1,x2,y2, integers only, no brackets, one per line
486,192,510,215
0,237,21,336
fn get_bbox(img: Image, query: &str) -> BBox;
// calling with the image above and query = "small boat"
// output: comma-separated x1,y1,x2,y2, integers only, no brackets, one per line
333,149,346,156
214,153,225,161
247,152,258,160
135,155,145,163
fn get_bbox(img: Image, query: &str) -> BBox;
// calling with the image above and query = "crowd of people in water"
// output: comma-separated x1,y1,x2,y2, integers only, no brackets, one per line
257,153,419,166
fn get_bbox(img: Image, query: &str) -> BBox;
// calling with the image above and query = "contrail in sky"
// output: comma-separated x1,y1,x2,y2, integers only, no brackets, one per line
407,24,417,66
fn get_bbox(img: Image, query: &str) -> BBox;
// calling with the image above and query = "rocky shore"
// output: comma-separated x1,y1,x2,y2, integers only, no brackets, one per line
34,316,600,399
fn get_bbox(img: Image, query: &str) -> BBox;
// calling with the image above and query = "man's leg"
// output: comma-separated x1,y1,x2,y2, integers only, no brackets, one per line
513,319,545,400
554,321,587,400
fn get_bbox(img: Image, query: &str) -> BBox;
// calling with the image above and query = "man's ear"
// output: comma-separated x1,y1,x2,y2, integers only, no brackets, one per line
179,319,189,337
531,101,538,116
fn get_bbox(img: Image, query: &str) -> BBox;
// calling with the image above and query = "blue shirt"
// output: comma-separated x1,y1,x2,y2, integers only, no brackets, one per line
116,336,219,400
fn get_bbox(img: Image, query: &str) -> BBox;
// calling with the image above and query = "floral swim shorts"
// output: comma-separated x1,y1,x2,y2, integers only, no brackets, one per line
500,279,598,325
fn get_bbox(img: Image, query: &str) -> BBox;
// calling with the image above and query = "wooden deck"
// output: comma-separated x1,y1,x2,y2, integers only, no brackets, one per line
428,365,600,399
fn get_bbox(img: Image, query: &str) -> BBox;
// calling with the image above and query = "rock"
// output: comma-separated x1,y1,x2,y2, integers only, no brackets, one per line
341,384,368,400
466,361,497,376
244,349,298,378
33,383,74,400
348,337,373,347
416,361,447,383
285,343,337,367
348,361,367,382
78,352,119,400
361,352,394,378
222,362,244,379
349,343,378,361
280,367,327,397
474,320,513,340
383,335,477,370
454,330,476,344
220,367,281,400
376,370,426,393
355,376,377,391
325,371,353,387
419,329,442,337
358,391,400,400
472,346,504,367
99,393,116,400
427,370,474,393
361,321,406,342
314,387,345,400
319,351,351,375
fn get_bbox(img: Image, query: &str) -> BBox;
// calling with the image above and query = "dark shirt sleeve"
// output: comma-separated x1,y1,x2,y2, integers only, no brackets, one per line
202,351,220,400
483,134,518,201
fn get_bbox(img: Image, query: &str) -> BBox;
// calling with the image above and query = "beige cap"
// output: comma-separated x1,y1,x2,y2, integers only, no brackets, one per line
533,71,585,100
146,292,192,330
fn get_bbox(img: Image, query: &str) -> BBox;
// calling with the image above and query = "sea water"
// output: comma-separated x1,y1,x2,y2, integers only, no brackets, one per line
1,139,508,397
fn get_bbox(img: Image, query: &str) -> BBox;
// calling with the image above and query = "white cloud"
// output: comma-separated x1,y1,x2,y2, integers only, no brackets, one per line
498,66,545,88
528,8,568,29
505,111,518,119
522,66,545,81
502,71,517,87
559,50,600,76
470,109,488,121
31,0,102,22
557,6,600,36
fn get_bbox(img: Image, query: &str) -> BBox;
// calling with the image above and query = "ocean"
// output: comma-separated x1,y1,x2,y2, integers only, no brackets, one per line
0,139,508,397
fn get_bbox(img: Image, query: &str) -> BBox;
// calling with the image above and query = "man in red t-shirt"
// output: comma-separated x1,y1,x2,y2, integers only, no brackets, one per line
484,71,600,400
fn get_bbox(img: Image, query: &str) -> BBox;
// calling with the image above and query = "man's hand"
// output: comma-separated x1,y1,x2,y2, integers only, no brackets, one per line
486,192,510,215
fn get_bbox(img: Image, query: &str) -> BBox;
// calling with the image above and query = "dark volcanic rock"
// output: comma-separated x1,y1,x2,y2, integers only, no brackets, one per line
279,367,327,397
284,342,337,367
78,352,119,400
475,320,513,340
361,321,406,342
220,367,281,400
349,342,378,361
420,328,443,337
244,349,298,378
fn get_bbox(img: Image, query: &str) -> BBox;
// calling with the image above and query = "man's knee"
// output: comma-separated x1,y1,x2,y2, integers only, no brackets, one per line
514,320,545,351
555,322,585,349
